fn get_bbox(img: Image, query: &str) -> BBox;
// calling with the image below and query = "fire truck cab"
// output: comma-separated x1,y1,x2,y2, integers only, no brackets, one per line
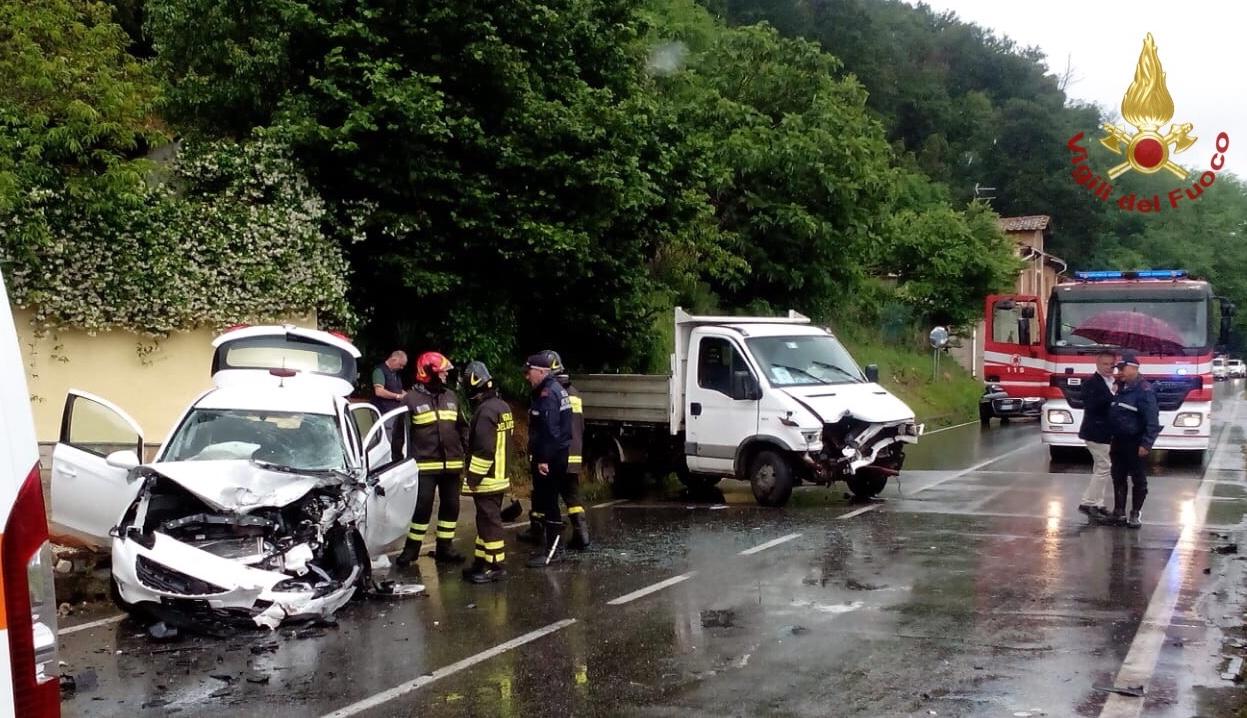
984,270,1234,461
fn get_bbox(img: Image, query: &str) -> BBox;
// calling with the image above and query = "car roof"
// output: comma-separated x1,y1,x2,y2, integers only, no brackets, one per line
192,385,341,415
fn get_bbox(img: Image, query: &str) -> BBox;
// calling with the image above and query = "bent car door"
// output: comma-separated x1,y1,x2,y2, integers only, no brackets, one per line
51,390,145,547
359,407,420,555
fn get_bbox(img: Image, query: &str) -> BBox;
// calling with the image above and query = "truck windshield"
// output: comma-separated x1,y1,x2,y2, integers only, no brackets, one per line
1049,298,1209,354
162,409,347,471
747,336,864,386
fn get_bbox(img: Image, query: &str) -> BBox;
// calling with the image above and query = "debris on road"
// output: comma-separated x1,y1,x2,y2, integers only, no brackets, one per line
1094,684,1145,697
149,622,179,641
700,609,735,628
1213,543,1238,554
1221,656,1244,682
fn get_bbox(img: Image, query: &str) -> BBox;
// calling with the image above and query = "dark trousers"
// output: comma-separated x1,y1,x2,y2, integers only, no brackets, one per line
561,470,584,520
409,470,461,544
532,456,569,523
1110,440,1149,514
386,416,405,463
472,492,506,565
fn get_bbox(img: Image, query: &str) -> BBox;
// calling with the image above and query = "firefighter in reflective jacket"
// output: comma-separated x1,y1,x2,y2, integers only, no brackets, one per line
556,360,589,550
522,350,573,568
461,361,514,583
396,351,468,568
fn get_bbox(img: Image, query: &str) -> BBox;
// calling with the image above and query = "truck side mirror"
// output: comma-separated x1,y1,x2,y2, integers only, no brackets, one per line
732,370,761,401
864,364,879,383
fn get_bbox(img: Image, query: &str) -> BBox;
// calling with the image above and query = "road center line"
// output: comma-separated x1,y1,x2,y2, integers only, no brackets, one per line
909,442,1036,496
606,572,696,606
739,532,802,555
321,618,577,718
58,614,126,636
1099,401,1237,718
591,499,629,509
836,505,880,520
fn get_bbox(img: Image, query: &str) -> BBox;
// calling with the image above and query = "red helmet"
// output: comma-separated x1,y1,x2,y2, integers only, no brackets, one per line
414,351,454,384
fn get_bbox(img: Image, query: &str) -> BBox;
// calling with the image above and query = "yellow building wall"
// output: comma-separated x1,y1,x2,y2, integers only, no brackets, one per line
14,307,315,446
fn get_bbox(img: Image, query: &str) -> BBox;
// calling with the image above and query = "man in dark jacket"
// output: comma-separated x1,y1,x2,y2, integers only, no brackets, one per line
372,351,408,461
1077,351,1117,521
523,350,573,568
556,366,589,550
1108,352,1161,528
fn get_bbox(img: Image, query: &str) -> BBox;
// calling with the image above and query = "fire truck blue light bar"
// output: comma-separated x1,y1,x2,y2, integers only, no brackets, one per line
1074,270,1187,281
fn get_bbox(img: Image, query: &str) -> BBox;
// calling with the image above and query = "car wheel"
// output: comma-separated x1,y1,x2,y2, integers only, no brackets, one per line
847,471,888,499
749,450,795,507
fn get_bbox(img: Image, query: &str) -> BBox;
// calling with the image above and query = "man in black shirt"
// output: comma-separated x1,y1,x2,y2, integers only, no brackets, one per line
372,350,408,461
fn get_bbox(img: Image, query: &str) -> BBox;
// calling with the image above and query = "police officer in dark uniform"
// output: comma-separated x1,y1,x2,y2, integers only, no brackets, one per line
371,350,408,461
461,361,514,583
396,351,468,568
553,355,589,550
1108,352,1161,529
522,350,573,568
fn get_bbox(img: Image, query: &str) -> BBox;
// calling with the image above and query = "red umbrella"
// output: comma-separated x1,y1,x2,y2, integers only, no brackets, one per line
1072,311,1186,353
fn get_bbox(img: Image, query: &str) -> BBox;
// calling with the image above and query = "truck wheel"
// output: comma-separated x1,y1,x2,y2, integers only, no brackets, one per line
749,450,795,507
592,450,640,496
847,473,888,499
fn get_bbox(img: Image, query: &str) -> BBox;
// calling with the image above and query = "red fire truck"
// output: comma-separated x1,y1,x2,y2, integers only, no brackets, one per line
983,270,1234,460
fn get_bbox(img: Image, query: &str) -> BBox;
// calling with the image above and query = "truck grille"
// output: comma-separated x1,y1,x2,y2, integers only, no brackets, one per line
1051,375,1200,412
136,555,228,596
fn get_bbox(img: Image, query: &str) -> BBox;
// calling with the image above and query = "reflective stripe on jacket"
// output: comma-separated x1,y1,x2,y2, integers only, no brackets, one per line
404,385,467,472
463,394,514,495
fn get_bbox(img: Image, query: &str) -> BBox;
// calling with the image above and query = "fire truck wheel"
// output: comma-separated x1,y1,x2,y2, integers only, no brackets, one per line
749,450,794,507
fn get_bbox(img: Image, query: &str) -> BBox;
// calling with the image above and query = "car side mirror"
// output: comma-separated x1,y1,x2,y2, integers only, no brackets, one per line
732,370,761,401
106,449,141,470
864,364,879,383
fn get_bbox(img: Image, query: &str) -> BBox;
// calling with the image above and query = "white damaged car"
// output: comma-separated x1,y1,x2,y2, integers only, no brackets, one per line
50,326,420,631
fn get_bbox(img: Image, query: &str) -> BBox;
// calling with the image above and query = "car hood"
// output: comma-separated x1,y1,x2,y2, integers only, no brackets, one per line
142,460,344,512
783,383,915,424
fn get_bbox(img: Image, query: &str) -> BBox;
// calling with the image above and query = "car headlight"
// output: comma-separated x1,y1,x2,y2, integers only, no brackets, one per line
801,430,821,445
1047,409,1074,425
1174,412,1202,428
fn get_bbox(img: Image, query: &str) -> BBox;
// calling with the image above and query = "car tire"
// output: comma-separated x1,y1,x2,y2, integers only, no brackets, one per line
749,450,795,507
847,471,888,499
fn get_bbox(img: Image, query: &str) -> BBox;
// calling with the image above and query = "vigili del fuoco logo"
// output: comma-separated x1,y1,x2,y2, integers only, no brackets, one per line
1066,33,1229,213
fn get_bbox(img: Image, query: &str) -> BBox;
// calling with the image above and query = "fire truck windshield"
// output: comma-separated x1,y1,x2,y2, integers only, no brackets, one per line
1048,296,1210,355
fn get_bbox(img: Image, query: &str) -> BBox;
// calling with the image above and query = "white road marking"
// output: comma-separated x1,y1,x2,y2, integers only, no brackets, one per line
321,619,577,718
591,499,629,509
1098,401,1237,718
922,420,979,435
739,533,802,555
837,505,881,520
58,614,125,636
909,443,1036,496
606,572,696,606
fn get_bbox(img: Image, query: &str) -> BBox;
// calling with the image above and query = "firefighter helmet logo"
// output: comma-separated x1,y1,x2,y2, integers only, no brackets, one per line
1099,33,1195,180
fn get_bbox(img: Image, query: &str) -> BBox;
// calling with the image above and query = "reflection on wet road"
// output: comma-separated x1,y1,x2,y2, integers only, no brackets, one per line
58,384,1247,717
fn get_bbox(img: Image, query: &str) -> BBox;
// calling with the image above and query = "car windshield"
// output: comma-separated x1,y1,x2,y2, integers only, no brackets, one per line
746,335,863,387
1049,298,1209,354
162,409,347,471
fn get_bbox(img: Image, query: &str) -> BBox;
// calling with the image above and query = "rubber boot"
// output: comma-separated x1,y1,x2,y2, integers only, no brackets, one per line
517,513,542,545
527,521,564,568
394,540,422,568
487,561,508,582
567,512,590,551
462,557,491,583
434,538,465,564
1126,510,1143,529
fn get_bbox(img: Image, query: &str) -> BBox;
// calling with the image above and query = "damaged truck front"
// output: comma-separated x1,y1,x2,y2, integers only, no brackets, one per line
576,308,923,507
50,326,420,632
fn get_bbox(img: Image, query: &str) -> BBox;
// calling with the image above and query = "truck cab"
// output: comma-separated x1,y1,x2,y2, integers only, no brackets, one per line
579,309,923,506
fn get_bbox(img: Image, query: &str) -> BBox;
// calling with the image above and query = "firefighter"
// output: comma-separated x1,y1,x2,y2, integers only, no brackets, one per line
396,351,468,568
554,356,590,550
522,350,573,568
461,361,514,583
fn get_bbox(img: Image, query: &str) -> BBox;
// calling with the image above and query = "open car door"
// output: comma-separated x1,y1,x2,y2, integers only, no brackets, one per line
348,402,392,471
358,407,419,555
51,390,145,547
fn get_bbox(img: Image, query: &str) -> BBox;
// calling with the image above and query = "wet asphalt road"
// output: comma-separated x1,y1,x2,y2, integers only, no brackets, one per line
57,383,1247,717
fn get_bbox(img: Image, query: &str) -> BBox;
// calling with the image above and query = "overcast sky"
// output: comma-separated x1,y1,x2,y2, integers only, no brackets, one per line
907,0,1246,173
